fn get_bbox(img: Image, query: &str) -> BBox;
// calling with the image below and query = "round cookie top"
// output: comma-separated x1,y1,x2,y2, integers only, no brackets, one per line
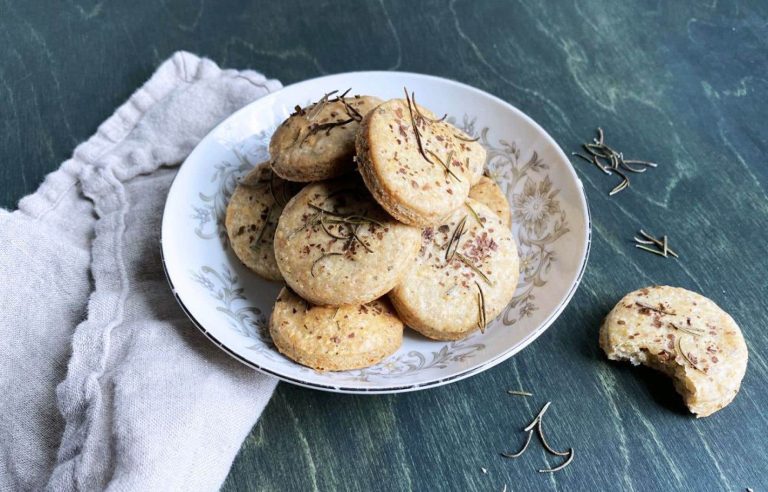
469,175,512,229
269,91,382,182
270,287,403,371
225,163,301,281
274,178,422,307
356,95,487,227
599,285,748,417
389,199,519,340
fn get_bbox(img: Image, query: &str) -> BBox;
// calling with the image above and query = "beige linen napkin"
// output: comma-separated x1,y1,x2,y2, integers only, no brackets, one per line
0,51,281,491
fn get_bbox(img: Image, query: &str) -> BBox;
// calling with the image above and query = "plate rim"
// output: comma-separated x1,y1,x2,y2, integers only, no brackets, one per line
160,70,592,394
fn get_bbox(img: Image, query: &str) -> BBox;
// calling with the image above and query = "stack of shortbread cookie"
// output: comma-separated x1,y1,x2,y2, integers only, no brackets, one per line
225,90,520,371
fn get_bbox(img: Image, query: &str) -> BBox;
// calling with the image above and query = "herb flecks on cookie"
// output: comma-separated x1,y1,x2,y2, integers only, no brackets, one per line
600,285,748,417
389,199,519,340
270,90,382,182
270,288,404,371
355,90,486,226
274,179,421,307
225,163,300,281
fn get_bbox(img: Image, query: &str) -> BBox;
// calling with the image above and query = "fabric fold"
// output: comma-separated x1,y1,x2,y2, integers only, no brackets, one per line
0,51,280,492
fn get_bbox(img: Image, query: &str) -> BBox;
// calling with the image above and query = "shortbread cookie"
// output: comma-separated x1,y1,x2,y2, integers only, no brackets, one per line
269,92,382,182
469,175,512,228
356,96,487,226
274,178,422,306
389,199,519,340
599,286,748,418
225,163,300,281
270,288,403,371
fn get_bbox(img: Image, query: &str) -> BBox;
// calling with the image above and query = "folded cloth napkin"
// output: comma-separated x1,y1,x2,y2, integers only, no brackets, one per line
0,52,282,491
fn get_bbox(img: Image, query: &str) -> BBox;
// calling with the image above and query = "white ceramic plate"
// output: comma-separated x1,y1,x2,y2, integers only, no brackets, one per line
161,71,590,393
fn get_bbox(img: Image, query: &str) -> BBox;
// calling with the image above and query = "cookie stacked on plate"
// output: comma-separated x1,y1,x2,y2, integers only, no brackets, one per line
225,89,520,371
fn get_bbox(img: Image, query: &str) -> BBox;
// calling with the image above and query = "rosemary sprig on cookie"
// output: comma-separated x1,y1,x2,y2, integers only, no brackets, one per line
403,88,465,183
301,200,386,276
303,89,338,120
426,150,461,182
403,88,433,165
454,133,480,143
310,252,344,277
464,202,484,228
445,216,468,262
297,89,366,143
670,322,705,337
635,301,676,316
443,215,493,285
475,281,487,333
410,92,447,123
457,253,493,286
676,336,705,373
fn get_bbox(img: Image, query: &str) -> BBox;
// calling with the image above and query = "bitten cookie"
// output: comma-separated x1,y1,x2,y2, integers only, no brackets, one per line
225,163,300,281
270,288,403,371
356,96,487,226
269,91,382,182
469,175,512,228
599,286,748,418
389,199,519,340
274,178,422,306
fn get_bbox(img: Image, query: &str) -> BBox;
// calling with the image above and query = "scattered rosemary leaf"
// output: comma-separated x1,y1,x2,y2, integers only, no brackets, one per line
501,401,575,474
500,429,533,459
506,390,533,397
536,423,570,457
523,402,552,432
634,229,679,258
573,127,659,196
635,244,667,257
538,448,575,474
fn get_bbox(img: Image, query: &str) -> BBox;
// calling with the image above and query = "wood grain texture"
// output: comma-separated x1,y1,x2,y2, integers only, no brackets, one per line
2,0,767,490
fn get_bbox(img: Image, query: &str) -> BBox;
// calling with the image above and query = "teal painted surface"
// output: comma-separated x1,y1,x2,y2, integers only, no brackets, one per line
2,1,766,490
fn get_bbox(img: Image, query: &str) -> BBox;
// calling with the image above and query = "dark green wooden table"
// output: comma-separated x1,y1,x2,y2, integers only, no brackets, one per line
4,1,767,490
